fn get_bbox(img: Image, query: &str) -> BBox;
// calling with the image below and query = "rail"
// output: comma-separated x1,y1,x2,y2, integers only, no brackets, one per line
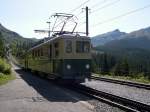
91,76,150,90
69,84,150,112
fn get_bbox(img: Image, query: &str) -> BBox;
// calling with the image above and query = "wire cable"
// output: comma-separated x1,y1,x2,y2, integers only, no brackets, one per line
91,0,108,8
91,4,150,27
78,21,86,27
69,0,90,13
79,0,121,20
91,0,121,14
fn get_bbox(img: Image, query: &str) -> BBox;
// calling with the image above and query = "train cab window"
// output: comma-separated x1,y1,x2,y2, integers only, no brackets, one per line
65,40,72,53
76,41,90,53
83,41,90,53
76,41,82,53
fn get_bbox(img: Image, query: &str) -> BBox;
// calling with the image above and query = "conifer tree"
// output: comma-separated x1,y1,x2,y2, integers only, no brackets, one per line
0,32,5,57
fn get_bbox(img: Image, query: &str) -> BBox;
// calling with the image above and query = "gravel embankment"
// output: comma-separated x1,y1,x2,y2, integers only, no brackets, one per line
82,79,150,105
88,100,124,112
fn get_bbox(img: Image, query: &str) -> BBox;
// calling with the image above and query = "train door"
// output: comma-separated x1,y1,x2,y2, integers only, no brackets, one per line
53,41,62,77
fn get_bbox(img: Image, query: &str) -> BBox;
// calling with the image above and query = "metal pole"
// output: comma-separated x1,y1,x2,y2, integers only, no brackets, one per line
86,6,89,36
46,22,51,37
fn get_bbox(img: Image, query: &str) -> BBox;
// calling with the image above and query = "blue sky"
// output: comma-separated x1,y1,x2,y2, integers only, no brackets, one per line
0,0,150,38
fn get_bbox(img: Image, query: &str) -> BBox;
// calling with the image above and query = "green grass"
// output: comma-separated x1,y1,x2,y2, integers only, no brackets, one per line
0,73,15,85
0,58,15,85
93,73,150,84
0,58,11,74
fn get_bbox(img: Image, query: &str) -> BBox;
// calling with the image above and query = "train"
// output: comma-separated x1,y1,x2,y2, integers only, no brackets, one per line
17,13,92,83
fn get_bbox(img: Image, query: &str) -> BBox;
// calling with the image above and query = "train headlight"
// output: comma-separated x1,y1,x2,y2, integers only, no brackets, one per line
86,64,90,69
66,64,71,69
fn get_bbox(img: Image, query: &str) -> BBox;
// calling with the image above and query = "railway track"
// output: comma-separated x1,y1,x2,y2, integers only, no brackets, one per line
91,76,150,90
69,84,150,112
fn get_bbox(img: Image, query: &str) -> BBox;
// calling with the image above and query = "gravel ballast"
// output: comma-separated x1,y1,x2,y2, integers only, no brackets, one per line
83,79,150,105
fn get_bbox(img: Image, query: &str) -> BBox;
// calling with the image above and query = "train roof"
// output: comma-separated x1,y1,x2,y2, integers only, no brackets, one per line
28,34,90,52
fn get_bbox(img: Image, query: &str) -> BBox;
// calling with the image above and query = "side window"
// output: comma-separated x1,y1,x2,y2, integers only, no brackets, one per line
35,50,38,57
40,48,43,56
54,42,59,57
66,40,72,53
32,50,34,57
49,44,52,58
43,45,49,57
38,49,40,57
55,50,59,57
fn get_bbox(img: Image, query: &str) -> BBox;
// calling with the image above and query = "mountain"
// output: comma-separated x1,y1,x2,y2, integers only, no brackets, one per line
91,29,126,47
0,23,37,44
0,23,38,56
94,27,150,75
100,27,150,50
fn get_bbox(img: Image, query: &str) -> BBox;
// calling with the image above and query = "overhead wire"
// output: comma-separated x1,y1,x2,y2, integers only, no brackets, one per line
91,0,108,8
76,0,121,34
69,0,120,32
76,11,83,17
91,3,150,27
69,0,90,13
77,21,86,28
78,0,121,21
76,0,107,17
91,0,121,14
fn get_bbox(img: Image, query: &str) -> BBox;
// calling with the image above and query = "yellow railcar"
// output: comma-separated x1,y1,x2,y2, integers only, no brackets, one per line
22,34,91,82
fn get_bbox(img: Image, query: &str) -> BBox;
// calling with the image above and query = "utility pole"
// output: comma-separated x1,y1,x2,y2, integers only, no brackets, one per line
46,21,51,37
82,6,90,36
86,6,89,36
